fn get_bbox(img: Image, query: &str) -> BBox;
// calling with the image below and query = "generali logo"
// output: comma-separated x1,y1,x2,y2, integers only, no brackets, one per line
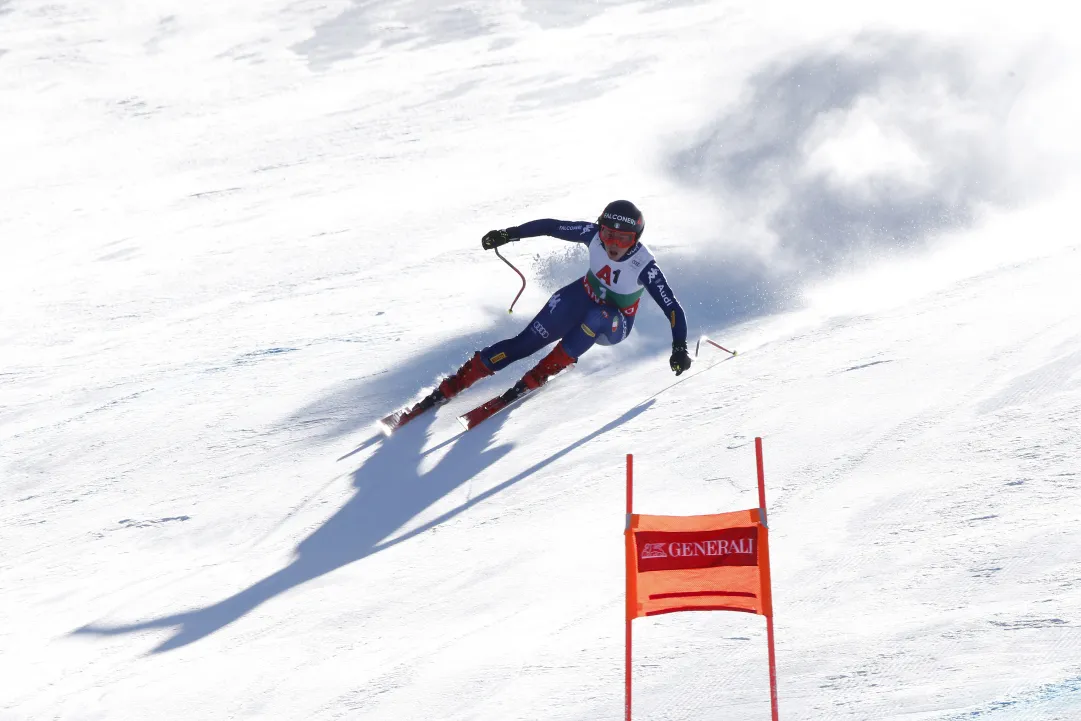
636,528,759,572
642,543,667,559
641,538,754,560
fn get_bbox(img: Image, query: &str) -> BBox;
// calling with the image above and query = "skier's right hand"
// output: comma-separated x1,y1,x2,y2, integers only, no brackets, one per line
481,229,517,250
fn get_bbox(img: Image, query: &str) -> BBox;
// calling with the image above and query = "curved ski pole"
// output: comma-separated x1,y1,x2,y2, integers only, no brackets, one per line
494,247,526,313
695,335,737,358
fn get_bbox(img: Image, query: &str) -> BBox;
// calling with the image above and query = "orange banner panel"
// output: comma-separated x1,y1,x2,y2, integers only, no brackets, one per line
626,509,772,620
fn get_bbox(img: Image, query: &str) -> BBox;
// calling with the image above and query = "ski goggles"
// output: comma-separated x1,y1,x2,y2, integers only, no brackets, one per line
599,225,637,249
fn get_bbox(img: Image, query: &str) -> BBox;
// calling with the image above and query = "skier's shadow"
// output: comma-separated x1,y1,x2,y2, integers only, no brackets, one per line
72,409,510,653
72,400,652,653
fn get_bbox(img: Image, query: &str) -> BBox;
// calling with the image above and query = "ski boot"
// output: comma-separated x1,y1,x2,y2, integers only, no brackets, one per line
512,342,576,395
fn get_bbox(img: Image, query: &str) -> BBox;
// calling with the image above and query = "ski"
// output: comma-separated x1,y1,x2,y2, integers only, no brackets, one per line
458,363,573,430
377,410,411,436
377,394,445,436
457,380,533,431
383,351,573,435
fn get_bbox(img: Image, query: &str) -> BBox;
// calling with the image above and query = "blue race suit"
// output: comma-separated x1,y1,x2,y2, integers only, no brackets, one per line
480,219,688,372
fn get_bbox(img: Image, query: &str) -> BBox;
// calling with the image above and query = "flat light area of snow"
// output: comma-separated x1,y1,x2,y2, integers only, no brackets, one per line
2,1,1080,719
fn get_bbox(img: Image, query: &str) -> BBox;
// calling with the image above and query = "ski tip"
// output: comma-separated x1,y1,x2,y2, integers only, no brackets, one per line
456,414,471,431
377,414,400,437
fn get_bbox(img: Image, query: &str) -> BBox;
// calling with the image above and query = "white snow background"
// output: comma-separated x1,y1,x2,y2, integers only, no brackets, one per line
2,0,1081,719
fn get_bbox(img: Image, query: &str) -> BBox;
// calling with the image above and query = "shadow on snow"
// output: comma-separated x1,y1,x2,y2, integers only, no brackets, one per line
72,400,652,653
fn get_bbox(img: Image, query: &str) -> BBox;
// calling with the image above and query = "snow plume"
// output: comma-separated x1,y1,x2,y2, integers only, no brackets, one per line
662,33,1065,329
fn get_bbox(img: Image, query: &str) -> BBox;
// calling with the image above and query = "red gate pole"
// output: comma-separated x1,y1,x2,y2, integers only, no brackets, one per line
756,438,780,721
625,453,634,721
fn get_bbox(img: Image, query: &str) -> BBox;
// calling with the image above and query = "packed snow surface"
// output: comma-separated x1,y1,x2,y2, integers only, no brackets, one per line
2,0,1080,719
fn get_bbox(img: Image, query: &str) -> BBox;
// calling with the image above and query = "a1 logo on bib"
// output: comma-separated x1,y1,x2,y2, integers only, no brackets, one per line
596,265,622,286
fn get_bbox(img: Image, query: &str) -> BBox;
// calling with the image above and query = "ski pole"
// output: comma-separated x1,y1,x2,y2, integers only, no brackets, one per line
695,335,737,357
494,247,526,313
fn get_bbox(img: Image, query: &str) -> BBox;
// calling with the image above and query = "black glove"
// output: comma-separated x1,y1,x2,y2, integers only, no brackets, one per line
481,228,519,250
670,341,693,376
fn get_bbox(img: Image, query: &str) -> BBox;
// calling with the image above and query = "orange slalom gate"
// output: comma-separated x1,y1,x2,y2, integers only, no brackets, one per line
624,438,779,720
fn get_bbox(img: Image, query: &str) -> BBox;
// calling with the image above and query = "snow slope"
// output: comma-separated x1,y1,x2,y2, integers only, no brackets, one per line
2,1,1080,719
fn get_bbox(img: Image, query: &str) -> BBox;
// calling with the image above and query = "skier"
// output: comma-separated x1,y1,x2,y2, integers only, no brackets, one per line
390,199,691,428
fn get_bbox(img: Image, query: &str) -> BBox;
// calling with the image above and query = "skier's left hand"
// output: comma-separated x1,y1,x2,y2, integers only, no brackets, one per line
670,341,692,376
